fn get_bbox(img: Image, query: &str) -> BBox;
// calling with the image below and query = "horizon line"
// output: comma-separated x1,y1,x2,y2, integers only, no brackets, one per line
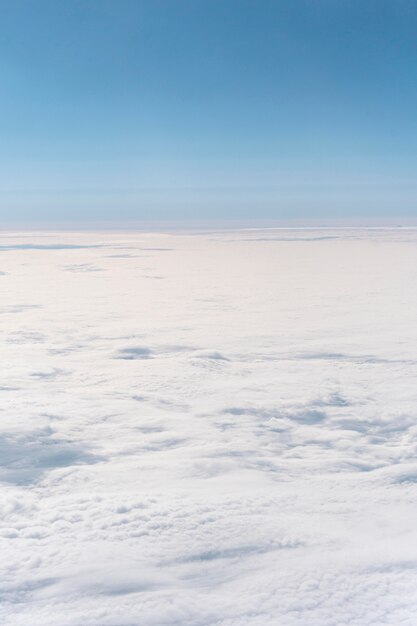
1,217,417,233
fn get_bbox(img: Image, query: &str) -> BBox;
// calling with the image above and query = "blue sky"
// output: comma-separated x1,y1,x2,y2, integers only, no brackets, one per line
1,0,417,223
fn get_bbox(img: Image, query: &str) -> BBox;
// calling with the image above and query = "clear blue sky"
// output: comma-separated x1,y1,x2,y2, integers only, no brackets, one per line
1,0,417,223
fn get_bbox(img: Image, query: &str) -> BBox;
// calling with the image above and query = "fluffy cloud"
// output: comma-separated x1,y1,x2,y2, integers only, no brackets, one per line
0,228,417,625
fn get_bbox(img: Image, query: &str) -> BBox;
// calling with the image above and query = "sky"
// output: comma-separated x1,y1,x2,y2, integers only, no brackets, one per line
1,0,417,224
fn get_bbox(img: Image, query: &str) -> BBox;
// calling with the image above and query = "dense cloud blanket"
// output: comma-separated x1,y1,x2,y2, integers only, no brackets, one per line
1,228,417,625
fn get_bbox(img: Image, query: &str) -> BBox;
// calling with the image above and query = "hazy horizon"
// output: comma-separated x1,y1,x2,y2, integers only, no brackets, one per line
3,218,417,233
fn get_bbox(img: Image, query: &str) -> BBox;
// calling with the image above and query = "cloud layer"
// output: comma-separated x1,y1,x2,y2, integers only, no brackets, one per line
1,228,417,625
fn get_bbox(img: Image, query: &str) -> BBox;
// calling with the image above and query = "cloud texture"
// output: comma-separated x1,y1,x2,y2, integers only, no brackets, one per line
1,228,417,625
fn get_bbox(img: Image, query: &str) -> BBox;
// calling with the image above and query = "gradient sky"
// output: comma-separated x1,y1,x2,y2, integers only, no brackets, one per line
1,0,417,223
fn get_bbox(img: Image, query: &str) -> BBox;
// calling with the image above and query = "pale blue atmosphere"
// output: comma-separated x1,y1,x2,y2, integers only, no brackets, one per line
1,0,417,223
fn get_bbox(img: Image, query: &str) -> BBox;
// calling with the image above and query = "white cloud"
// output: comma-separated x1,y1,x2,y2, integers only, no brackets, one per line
0,228,417,624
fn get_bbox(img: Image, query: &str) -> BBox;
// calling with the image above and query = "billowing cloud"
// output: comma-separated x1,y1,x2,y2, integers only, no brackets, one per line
1,228,417,625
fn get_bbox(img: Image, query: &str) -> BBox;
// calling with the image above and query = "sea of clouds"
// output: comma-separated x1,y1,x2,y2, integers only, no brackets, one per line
1,228,417,625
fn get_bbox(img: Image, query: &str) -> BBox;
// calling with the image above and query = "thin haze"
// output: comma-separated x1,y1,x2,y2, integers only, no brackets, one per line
1,0,417,223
